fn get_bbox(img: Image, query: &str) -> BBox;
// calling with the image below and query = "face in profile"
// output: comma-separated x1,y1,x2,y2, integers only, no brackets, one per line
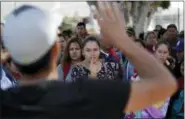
77,26,86,36
83,41,100,63
69,42,82,61
155,44,169,64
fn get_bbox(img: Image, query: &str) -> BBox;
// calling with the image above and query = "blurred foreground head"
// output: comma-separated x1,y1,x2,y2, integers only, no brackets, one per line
2,5,62,75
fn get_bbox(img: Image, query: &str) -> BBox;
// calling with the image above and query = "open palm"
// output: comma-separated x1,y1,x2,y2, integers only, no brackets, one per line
91,2,129,49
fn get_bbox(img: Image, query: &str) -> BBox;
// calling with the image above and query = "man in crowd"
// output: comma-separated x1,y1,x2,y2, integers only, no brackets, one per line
1,3,177,119
76,22,89,42
166,24,179,58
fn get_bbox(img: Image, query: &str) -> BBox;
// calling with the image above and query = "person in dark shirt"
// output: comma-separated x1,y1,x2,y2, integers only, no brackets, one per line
1,2,177,119
173,40,184,78
166,40,184,119
76,22,89,42
166,24,179,59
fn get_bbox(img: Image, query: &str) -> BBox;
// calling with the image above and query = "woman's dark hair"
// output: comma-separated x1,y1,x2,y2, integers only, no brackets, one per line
62,37,84,66
145,31,157,41
155,40,171,52
82,36,101,49
158,28,167,39
135,39,145,48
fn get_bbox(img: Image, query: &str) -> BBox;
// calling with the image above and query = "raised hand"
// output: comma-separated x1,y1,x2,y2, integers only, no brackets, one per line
91,2,129,49
88,57,100,78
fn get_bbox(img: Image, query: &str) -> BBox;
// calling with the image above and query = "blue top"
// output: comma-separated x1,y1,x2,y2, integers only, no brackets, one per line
57,64,73,83
0,65,16,90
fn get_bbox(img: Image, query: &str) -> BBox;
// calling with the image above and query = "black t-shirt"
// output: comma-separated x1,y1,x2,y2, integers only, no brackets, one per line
1,78,131,119
173,59,184,78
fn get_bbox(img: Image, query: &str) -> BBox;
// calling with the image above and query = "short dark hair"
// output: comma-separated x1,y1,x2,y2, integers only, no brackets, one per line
167,24,177,30
77,22,86,28
82,36,100,49
13,48,52,75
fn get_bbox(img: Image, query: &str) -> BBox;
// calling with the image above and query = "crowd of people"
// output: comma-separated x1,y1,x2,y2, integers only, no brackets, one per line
0,2,183,119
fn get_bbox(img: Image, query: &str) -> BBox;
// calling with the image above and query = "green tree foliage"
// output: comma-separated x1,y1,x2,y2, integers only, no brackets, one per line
151,1,170,10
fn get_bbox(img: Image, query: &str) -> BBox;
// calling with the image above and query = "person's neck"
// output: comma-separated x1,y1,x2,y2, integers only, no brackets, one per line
71,59,81,65
78,33,87,39
19,69,58,86
83,59,100,66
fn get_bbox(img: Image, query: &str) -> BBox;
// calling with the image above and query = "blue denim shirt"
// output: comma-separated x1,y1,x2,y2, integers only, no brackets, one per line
0,65,16,90
123,59,135,81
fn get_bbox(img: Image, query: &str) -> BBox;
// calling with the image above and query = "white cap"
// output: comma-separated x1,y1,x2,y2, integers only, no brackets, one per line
3,5,62,65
